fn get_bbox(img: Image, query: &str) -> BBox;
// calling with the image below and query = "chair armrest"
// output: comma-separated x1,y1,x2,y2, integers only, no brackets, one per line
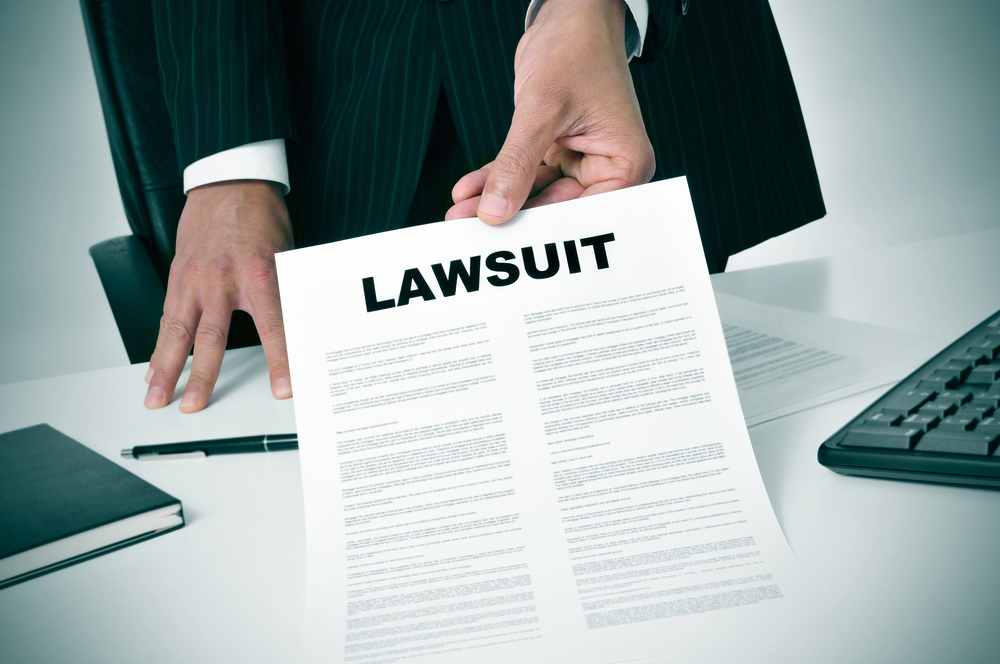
89,235,165,364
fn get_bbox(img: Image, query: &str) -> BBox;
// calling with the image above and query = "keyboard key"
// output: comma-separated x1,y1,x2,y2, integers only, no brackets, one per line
919,402,958,417
926,369,962,388
967,338,1000,359
867,412,904,426
916,430,998,455
939,361,973,381
970,392,1000,409
901,413,940,431
967,365,1000,383
880,389,936,417
957,403,995,419
937,415,978,432
936,391,973,405
953,352,989,365
978,417,1000,437
842,425,923,450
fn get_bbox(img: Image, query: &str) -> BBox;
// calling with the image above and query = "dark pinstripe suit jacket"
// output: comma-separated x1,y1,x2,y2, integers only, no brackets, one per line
152,0,824,270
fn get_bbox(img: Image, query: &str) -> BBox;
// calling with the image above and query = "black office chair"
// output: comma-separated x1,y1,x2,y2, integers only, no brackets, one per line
81,0,259,364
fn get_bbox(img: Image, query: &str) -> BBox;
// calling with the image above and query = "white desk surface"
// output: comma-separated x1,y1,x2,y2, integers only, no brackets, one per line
2,229,999,664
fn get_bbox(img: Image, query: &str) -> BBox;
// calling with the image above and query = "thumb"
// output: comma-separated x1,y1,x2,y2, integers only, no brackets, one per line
477,107,558,225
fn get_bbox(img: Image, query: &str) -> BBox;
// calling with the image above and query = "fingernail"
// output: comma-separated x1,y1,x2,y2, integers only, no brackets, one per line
478,193,508,219
180,390,199,409
145,386,166,407
144,367,154,383
274,377,292,399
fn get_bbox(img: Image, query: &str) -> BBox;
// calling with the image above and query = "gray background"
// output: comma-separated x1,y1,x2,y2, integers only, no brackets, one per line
1,0,998,386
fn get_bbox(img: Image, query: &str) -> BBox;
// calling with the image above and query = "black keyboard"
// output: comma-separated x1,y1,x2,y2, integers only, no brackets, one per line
818,309,1000,488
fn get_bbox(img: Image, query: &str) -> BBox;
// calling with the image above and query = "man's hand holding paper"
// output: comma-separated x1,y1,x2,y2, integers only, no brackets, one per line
448,0,655,224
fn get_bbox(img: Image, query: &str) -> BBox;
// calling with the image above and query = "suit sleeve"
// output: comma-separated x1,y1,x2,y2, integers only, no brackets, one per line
635,0,688,63
151,0,294,176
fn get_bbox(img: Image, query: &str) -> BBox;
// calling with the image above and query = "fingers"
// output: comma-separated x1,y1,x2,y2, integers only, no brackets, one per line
528,165,563,197
450,172,584,219
245,259,292,400
146,259,289,411
449,164,563,220
446,196,481,221
145,298,200,409
178,296,233,413
523,177,586,210
546,138,655,191
579,177,638,198
146,261,185,384
451,164,491,205
477,106,560,225
146,253,236,413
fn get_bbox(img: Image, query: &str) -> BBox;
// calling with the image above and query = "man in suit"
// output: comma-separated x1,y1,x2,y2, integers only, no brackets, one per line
142,0,824,414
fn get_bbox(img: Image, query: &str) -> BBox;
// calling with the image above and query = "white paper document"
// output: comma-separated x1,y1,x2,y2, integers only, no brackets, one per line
715,292,941,427
276,179,826,664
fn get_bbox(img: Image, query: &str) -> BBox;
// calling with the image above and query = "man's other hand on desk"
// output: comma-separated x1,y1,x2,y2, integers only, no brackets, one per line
144,180,294,413
446,0,654,225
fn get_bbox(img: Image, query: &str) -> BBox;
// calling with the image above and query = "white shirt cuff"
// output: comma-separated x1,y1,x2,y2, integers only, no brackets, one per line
182,138,290,195
525,0,649,61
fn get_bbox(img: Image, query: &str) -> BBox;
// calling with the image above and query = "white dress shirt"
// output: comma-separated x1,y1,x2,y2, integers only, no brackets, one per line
182,0,650,196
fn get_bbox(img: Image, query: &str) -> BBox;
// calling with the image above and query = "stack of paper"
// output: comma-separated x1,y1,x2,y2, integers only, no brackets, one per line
715,292,940,427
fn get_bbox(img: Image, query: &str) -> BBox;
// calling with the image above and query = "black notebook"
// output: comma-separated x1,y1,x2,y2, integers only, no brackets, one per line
0,424,184,589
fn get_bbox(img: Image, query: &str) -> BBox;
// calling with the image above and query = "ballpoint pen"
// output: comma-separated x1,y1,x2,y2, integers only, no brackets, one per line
121,433,298,459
